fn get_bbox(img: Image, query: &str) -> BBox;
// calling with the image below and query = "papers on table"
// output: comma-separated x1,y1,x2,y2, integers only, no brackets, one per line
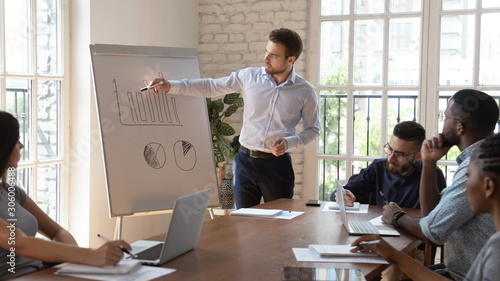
292,247,388,264
308,244,379,258
56,260,141,275
55,260,175,281
328,201,361,211
229,208,304,219
323,202,369,213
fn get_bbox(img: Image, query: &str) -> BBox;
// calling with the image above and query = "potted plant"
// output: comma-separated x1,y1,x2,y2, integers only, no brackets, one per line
207,93,243,166
206,93,243,209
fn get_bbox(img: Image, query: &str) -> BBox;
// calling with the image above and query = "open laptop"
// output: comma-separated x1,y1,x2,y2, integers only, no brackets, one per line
123,188,212,265
335,180,400,236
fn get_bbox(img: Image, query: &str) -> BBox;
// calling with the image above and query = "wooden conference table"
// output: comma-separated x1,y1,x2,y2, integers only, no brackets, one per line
16,199,421,281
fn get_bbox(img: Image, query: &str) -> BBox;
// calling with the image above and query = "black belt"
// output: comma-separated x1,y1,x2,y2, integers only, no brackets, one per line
239,146,288,159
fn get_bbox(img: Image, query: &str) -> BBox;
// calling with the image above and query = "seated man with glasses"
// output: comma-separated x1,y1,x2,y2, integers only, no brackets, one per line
331,121,447,281
331,121,447,209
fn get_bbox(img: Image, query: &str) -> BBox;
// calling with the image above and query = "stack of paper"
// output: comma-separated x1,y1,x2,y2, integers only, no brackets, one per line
328,202,361,211
229,208,283,217
55,260,141,276
308,244,379,258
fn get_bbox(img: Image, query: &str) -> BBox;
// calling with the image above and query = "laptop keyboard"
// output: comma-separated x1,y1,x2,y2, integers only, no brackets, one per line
349,221,380,234
134,243,163,261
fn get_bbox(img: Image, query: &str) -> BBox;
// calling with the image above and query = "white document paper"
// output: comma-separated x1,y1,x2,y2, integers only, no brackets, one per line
54,266,176,281
292,248,388,264
229,208,283,217
229,208,304,219
308,244,380,258
323,202,369,213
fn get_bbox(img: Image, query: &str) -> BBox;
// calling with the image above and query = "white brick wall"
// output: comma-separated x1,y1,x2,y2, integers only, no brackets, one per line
198,0,310,198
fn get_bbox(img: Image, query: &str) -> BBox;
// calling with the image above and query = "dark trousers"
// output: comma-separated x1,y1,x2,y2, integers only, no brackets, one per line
233,151,295,209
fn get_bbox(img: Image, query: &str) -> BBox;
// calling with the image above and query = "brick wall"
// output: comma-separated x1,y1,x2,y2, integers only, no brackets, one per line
198,0,310,198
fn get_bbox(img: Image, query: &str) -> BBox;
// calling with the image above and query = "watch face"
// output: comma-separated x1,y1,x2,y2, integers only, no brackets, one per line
282,267,366,281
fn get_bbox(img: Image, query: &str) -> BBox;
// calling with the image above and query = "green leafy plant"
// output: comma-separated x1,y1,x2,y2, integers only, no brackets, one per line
207,93,244,166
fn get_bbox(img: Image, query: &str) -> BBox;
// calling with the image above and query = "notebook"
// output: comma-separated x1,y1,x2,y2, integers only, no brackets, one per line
123,188,212,265
329,201,361,211
229,208,283,217
335,180,400,236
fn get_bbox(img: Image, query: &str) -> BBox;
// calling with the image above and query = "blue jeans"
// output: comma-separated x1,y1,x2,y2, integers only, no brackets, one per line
233,152,294,209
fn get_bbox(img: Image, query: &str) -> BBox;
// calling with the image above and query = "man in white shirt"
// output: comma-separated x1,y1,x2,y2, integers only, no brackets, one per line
149,28,320,209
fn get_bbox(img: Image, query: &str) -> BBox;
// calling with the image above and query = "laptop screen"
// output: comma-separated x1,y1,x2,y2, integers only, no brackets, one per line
335,179,351,232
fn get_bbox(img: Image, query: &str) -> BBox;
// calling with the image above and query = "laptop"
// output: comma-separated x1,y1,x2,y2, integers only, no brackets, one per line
335,180,400,236
123,188,212,265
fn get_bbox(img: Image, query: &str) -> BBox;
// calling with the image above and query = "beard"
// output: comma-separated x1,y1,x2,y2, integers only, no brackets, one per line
441,134,456,147
265,63,288,75
386,159,415,175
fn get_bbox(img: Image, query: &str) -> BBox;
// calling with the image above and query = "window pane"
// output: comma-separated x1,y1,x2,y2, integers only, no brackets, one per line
388,18,421,86
321,0,349,15
318,159,347,201
442,0,476,10
37,164,60,222
5,0,32,74
17,167,33,197
391,0,422,13
353,91,382,156
387,91,419,140
483,0,500,8
354,19,384,85
319,90,347,155
351,161,370,175
479,13,500,86
37,0,61,75
439,15,475,86
38,80,61,159
6,79,33,162
320,21,349,86
355,0,384,14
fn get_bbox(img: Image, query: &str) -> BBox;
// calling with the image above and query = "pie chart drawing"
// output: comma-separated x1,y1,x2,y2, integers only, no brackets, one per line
144,142,166,169
173,140,197,171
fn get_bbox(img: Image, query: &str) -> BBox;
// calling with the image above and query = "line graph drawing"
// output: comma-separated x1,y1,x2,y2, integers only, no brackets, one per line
113,77,181,126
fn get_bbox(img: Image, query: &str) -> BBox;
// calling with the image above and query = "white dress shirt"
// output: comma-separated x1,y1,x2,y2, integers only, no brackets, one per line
169,67,320,153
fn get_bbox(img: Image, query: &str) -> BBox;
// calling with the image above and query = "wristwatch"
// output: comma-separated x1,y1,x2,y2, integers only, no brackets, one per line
392,210,407,228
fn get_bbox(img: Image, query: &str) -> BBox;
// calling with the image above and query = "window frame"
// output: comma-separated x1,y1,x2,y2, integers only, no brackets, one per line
305,0,500,200
0,0,69,227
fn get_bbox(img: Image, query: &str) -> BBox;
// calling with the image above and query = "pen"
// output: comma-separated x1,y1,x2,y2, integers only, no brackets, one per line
140,81,164,92
379,191,389,205
358,240,382,247
97,234,136,258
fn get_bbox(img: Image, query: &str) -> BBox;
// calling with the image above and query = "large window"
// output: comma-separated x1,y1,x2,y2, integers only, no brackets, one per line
308,0,500,200
1,0,67,223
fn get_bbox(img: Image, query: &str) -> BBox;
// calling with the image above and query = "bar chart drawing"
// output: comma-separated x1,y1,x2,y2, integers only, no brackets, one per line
113,79,182,126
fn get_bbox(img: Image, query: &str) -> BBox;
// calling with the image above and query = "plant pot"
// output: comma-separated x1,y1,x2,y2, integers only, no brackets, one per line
218,163,234,209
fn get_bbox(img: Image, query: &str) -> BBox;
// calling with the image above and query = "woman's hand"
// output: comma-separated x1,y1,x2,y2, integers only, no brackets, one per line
86,240,132,266
350,235,398,263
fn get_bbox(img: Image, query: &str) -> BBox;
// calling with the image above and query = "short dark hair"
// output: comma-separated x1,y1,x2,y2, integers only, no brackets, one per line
269,28,303,60
393,121,426,148
472,132,500,174
0,111,20,183
451,89,499,134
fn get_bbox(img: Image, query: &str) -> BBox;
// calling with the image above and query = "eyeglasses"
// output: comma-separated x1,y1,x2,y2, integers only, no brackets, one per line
438,111,463,124
384,143,419,161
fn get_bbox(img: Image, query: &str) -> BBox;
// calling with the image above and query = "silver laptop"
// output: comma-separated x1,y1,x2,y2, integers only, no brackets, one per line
124,189,212,265
335,180,399,236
